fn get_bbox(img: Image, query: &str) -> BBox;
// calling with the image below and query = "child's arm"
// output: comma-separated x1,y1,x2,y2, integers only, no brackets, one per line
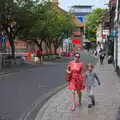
82,72,87,89
95,73,101,85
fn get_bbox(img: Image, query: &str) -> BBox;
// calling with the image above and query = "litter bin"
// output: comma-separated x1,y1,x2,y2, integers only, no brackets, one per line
108,56,113,64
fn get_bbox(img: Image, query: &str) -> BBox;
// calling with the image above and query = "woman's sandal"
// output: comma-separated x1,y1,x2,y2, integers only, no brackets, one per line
69,105,76,111
76,102,82,107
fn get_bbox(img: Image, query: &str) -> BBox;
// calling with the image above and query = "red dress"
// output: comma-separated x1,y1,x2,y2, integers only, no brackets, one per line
67,61,85,91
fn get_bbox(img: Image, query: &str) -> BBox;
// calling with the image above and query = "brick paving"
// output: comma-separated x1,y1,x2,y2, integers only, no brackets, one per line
35,60,120,120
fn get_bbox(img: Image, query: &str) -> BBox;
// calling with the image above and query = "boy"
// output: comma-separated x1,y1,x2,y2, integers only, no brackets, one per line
85,64,101,108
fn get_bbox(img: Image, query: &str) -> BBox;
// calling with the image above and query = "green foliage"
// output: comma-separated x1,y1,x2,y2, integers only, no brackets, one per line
85,8,106,41
20,1,75,50
88,37,96,41
0,0,75,54
0,0,37,57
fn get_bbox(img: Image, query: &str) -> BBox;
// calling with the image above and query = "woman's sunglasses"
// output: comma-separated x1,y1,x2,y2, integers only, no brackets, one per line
75,55,80,58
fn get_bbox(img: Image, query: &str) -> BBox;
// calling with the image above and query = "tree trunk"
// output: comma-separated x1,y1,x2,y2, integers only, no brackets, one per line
48,42,52,54
45,41,50,60
49,42,53,60
45,40,49,54
34,40,43,51
33,40,44,62
9,36,15,59
45,40,53,60
54,47,57,54
46,40,52,53
53,40,59,54
54,44,59,54
53,37,63,54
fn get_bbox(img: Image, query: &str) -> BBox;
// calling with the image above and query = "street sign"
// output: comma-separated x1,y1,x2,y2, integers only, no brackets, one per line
0,35,8,49
77,16,85,22
63,38,71,45
111,30,117,37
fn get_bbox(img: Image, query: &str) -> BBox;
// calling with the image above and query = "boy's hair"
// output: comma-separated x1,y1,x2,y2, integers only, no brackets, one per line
86,64,94,69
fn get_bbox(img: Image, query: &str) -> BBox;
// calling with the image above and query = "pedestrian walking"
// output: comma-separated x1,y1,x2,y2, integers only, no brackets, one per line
85,64,101,108
94,48,98,56
36,49,43,63
99,48,105,64
27,51,33,61
65,53,85,111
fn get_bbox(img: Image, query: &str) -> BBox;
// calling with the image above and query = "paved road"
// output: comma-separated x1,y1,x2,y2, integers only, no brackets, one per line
0,52,98,120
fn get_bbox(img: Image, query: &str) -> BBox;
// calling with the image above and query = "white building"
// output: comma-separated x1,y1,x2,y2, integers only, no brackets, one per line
96,23,103,43
96,23,109,43
114,0,120,72
102,29,109,42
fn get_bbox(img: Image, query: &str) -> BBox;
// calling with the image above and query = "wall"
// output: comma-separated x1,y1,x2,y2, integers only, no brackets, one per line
5,40,27,49
117,13,120,68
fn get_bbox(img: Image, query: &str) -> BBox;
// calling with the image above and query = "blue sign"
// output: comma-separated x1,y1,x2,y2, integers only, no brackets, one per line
77,16,85,22
0,35,8,48
111,30,116,37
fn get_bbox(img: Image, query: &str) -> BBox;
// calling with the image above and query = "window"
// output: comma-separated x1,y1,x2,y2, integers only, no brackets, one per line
73,8,91,13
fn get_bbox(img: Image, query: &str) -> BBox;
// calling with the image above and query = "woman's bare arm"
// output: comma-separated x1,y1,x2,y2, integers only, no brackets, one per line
66,63,71,74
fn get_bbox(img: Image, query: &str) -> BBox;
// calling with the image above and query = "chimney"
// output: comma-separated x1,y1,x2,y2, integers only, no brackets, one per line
51,0,59,6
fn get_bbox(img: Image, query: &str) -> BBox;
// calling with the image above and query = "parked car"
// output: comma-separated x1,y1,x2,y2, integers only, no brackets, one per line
82,41,92,50
91,41,97,49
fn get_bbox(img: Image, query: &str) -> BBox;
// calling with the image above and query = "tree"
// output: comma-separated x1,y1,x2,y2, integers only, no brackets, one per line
52,12,74,53
44,7,74,53
20,1,75,54
19,1,53,51
85,8,106,41
0,0,37,58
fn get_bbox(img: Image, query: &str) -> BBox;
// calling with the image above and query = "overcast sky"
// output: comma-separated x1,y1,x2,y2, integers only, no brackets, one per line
59,0,109,11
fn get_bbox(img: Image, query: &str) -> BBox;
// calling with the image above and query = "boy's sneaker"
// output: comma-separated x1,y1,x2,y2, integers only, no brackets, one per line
92,99,95,106
91,96,95,106
88,104,92,108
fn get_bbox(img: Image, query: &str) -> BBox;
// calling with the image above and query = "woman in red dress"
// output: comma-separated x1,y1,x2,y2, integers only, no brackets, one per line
66,53,85,111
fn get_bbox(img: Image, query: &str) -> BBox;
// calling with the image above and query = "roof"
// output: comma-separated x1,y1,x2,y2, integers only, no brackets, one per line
54,5,67,14
72,5,93,8
72,12,91,16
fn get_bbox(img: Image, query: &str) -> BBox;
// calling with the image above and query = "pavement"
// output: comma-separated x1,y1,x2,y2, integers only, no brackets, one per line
35,60,120,120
